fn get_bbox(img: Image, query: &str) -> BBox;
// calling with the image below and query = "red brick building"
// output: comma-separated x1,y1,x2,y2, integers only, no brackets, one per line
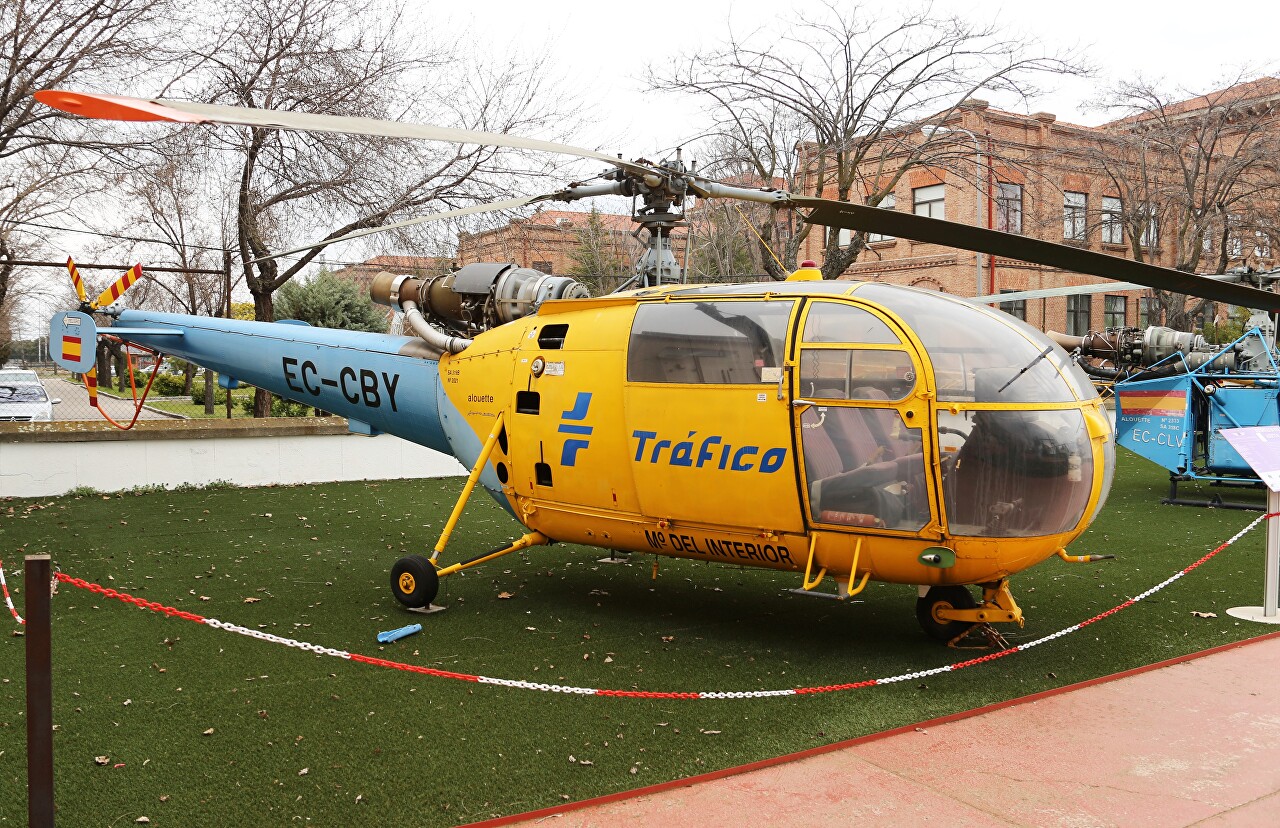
801,80,1279,335
457,209,635,275
329,254,454,292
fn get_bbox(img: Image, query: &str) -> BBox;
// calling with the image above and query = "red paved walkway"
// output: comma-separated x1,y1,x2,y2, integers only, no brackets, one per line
486,632,1280,827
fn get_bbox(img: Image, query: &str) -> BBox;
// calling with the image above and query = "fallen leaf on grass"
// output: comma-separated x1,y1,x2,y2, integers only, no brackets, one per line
1191,611,1218,618
497,592,513,599
298,768,309,776
243,597,261,604
202,728,215,736
94,756,110,765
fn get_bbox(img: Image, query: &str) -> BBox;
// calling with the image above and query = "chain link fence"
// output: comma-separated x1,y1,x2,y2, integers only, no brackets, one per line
4,360,321,423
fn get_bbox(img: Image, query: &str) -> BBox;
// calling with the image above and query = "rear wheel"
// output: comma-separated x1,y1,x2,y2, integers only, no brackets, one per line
915,585,977,642
390,555,439,609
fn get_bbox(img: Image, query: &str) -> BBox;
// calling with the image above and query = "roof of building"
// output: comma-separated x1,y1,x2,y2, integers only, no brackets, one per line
1101,76,1280,128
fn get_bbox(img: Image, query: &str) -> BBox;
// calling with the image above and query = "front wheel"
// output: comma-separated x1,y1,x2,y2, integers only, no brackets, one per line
390,554,439,609
915,585,976,642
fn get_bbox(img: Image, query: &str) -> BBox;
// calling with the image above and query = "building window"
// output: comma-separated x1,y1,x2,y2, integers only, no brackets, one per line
1256,231,1272,258
995,183,1022,234
1063,191,1087,241
998,289,1025,320
532,260,553,272
868,193,896,242
1138,296,1158,328
1139,207,1159,248
1104,295,1126,328
1066,295,1092,336
1102,196,1123,244
913,184,945,220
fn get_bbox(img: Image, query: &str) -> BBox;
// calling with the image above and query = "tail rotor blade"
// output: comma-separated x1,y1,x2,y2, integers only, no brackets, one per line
84,366,99,409
91,264,143,310
67,257,87,303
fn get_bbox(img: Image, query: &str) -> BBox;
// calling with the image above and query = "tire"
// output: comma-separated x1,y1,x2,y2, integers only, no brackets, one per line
916,585,977,642
390,554,439,609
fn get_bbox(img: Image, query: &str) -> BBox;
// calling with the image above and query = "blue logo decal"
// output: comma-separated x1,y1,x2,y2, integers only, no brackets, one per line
558,392,593,466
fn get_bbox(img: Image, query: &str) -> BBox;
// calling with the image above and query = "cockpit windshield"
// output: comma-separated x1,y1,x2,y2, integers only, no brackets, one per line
853,284,1091,403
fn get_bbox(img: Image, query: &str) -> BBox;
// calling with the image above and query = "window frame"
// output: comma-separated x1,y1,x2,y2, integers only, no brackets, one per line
913,184,945,220
1063,191,1087,241
1104,294,1126,328
998,288,1026,321
1101,196,1123,245
995,182,1022,234
867,193,897,243
1066,294,1092,336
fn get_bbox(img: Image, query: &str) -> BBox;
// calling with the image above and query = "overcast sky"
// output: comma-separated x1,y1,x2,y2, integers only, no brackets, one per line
465,0,1277,159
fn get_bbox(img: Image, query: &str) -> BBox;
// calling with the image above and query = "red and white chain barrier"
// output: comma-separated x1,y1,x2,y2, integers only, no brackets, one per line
13,511,1276,699
0,560,24,625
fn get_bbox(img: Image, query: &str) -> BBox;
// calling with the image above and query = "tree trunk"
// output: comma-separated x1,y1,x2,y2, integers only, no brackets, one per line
203,368,216,415
113,345,128,392
183,362,196,395
251,289,274,417
96,341,112,387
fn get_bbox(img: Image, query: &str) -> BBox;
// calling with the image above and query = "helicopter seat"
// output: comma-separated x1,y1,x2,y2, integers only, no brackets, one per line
801,398,917,529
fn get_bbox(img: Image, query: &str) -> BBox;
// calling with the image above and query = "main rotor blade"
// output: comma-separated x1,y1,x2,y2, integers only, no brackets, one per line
795,197,1280,312
35,90,630,169
253,195,554,263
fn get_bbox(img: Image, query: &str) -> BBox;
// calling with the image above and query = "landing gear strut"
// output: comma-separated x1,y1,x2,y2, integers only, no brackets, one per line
917,579,1025,643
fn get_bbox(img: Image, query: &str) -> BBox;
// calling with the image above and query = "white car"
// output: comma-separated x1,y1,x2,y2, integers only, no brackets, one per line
0,380,59,422
0,368,40,384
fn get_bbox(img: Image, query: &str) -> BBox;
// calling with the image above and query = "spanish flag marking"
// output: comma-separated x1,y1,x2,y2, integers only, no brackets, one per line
1119,389,1188,418
61,335,81,361
85,371,98,405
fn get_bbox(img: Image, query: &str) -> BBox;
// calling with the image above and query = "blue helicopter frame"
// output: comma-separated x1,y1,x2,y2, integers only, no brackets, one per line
1115,326,1280,508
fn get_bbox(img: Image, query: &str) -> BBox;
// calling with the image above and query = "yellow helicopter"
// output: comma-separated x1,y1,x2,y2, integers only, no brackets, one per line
37,90,1280,642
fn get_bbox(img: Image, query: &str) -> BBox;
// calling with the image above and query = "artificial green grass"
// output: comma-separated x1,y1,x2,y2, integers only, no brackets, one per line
0,456,1272,826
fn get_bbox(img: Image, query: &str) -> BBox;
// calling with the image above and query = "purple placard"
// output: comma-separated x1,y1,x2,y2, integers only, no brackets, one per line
1220,427,1280,492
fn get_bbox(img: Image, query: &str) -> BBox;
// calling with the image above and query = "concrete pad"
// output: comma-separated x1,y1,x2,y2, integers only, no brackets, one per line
484,633,1280,828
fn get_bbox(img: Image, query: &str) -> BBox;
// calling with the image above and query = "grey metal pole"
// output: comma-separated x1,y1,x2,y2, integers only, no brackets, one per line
1266,488,1279,617
25,554,54,826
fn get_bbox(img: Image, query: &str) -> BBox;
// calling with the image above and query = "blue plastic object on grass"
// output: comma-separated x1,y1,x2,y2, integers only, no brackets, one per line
377,623,422,643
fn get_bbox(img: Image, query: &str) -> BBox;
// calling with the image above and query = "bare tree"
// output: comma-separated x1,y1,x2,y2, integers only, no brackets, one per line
685,199,760,282
0,0,170,335
114,130,235,406
173,0,571,415
650,2,1085,279
565,208,633,294
1086,74,1280,330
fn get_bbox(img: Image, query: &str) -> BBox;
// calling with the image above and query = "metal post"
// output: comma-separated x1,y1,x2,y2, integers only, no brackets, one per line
1227,487,1280,623
25,554,54,827
224,250,233,420
1266,488,1279,617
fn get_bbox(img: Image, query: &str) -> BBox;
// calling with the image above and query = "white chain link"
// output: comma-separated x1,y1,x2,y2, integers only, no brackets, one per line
204,618,351,660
